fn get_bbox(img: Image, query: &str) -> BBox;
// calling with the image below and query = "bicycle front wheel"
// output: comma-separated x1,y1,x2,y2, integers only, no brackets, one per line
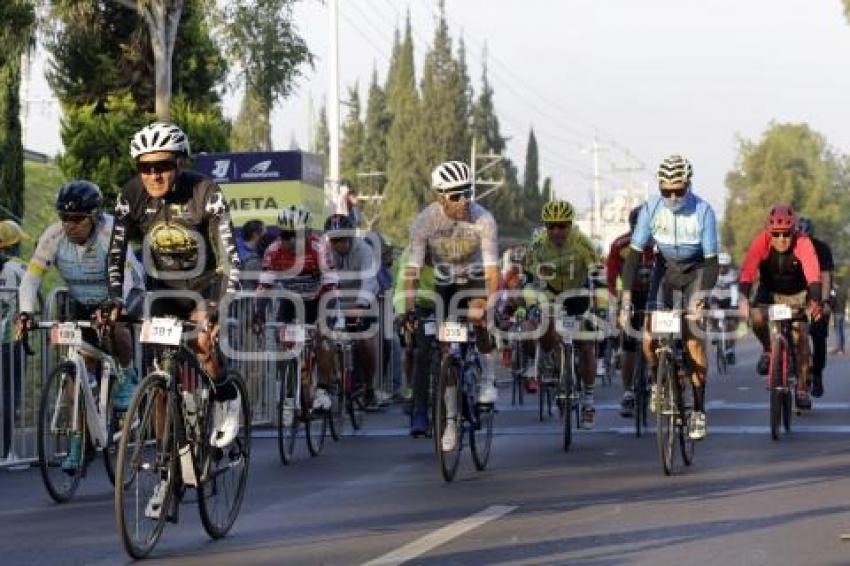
769,340,787,441
435,357,463,482
38,362,84,503
328,349,346,441
559,343,574,452
470,366,494,471
277,360,298,465
114,372,176,559
199,371,252,539
655,355,675,476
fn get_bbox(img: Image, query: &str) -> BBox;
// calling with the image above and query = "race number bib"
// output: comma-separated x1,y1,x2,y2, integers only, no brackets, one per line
438,321,468,343
283,324,306,343
768,304,792,321
651,311,681,334
558,315,580,338
51,323,82,346
140,318,182,345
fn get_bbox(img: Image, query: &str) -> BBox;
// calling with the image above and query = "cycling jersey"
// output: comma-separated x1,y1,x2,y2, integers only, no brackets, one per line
811,237,834,273
108,171,240,303
606,232,654,296
526,229,598,295
330,237,380,303
739,230,821,301
630,192,717,269
260,232,335,299
711,268,739,308
407,202,499,283
19,215,145,314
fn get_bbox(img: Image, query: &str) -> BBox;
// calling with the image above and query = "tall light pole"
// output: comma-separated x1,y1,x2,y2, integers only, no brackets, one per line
327,0,341,212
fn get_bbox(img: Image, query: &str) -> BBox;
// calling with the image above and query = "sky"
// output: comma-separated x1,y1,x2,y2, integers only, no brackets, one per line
22,0,850,218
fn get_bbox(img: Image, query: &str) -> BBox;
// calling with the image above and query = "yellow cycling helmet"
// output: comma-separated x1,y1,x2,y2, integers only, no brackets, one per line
541,200,575,223
0,220,28,249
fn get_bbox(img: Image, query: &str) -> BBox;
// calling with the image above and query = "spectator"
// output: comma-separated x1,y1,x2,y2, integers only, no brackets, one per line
238,219,265,290
0,220,27,460
336,184,361,227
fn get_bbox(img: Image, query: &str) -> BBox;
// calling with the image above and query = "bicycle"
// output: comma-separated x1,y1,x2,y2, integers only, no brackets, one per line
764,304,803,440
114,316,251,559
506,312,527,407
27,320,127,502
433,319,495,482
709,309,729,375
650,309,695,476
554,312,583,451
277,323,329,464
630,320,650,438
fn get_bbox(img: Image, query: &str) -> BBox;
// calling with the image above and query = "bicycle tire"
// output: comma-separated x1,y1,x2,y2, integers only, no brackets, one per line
560,342,573,452
114,372,176,559
782,389,792,432
604,338,616,386
511,341,524,406
656,354,675,476
634,356,646,438
470,360,494,470
198,370,252,539
677,380,694,467
304,351,328,457
435,356,463,482
277,360,298,465
38,362,85,503
103,371,129,488
769,339,786,440
328,348,346,441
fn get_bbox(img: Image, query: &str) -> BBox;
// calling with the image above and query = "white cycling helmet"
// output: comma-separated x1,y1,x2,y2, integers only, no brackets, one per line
718,252,732,266
130,122,191,159
278,205,312,231
431,161,472,193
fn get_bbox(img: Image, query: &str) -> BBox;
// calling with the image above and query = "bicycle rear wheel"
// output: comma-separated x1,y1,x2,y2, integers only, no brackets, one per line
559,343,573,452
103,372,131,488
656,355,675,476
277,360,298,465
677,385,695,467
782,389,792,432
199,371,252,539
114,372,176,559
38,362,85,503
435,357,463,482
511,341,524,406
328,349,346,441
604,337,616,386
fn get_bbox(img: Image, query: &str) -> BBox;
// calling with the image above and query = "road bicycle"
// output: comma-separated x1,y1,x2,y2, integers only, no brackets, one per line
764,304,804,440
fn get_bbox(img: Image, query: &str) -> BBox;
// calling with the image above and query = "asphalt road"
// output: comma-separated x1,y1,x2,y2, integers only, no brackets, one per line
3,336,850,565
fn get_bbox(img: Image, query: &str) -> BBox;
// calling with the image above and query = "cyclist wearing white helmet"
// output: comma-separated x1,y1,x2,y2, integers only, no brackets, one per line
710,252,739,365
404,160,500,452
619,154,719,441
108,122,242,518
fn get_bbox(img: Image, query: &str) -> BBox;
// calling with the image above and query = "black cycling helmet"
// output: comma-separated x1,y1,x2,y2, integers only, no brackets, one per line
628,205,642,231
56,181,103,215
796,216,814,237
324,213,353,231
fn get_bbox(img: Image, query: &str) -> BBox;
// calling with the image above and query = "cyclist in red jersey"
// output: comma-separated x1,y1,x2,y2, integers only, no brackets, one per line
738,204,823,410
607,205,655,417
259,205,338,410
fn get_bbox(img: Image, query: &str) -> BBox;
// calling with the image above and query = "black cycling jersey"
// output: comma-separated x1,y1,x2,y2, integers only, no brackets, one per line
812,237,834,273
108,170,240,304
758,247,808,296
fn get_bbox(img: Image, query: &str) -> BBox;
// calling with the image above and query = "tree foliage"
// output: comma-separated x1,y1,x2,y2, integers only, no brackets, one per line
362,69,391,194
340,84,365,185
722,122,848,264
0,0,36,221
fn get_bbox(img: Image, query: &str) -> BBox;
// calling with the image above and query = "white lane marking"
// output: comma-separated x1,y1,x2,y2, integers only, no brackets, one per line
362,505,517,566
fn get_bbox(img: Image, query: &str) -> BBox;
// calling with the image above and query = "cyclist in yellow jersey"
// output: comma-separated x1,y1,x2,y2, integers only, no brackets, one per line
524,201,600,428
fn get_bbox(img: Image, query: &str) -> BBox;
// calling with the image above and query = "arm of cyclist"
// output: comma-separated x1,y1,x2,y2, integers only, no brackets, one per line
17,223,64,322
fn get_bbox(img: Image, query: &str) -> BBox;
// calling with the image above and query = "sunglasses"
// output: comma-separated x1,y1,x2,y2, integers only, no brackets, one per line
137,160,178,175
60,213,91,224
444,187,473,202
546,222,571,230
660,188,687,198
771,231,793,239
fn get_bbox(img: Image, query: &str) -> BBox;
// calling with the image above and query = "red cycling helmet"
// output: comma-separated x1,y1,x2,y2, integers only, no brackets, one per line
766,204,796,232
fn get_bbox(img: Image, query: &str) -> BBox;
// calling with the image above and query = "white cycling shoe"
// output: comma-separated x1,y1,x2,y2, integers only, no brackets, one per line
145,478,169,520
441,422,458,452
312,388,332,412
209,392,241,448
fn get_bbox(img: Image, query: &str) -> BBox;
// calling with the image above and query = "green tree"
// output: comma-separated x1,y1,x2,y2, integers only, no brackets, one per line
419,0,469,166
541,177,552,203
722,122,846,262
522,127,542,223
312,103,329,171
0,0,36,221
218,0,312,149
362,68,390,194
230,87,270,150
340,84,365,185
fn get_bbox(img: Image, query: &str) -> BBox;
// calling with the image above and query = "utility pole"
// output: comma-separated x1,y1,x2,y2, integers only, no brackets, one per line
327,0,341,214
470,138,505,201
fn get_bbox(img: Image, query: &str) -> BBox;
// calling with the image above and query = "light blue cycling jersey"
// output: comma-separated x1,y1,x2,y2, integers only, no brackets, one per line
630,191,717,269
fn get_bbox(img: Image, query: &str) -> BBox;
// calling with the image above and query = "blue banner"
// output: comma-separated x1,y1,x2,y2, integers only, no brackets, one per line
194,151,324,185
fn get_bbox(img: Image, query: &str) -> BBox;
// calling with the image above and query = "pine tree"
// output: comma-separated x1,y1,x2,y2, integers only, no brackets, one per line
522,128,542,223
230,87,271,150
420,0,469,166
340,83,365,185
312,103,329,171
385,15,415,120
541,177,552,202
362,68,390,194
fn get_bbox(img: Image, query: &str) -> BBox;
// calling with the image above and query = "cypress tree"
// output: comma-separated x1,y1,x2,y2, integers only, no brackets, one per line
340,83,365,185
312,103,329,171
362,68,390,194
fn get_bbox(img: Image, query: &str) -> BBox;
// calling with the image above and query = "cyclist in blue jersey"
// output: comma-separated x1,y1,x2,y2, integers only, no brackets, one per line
618,155,719,441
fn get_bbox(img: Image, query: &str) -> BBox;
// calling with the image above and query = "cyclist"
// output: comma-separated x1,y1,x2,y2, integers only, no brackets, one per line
108,122,242,518
17,181,145,470
709,252,739,364
619,154,719,441
607,205,655,417
525,200,599,428
258,205,337,411
324,214,383,409
497,245,538,393
403,160,499,452
738,205,822,410
796,217,833,398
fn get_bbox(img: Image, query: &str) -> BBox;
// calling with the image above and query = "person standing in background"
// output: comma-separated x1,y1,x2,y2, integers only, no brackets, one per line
0,221,27,461
831,275,847,355
238,219,265,290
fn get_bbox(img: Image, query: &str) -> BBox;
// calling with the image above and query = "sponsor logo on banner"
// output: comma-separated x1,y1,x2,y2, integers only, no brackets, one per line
212,160,231,180
242,159,280,180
